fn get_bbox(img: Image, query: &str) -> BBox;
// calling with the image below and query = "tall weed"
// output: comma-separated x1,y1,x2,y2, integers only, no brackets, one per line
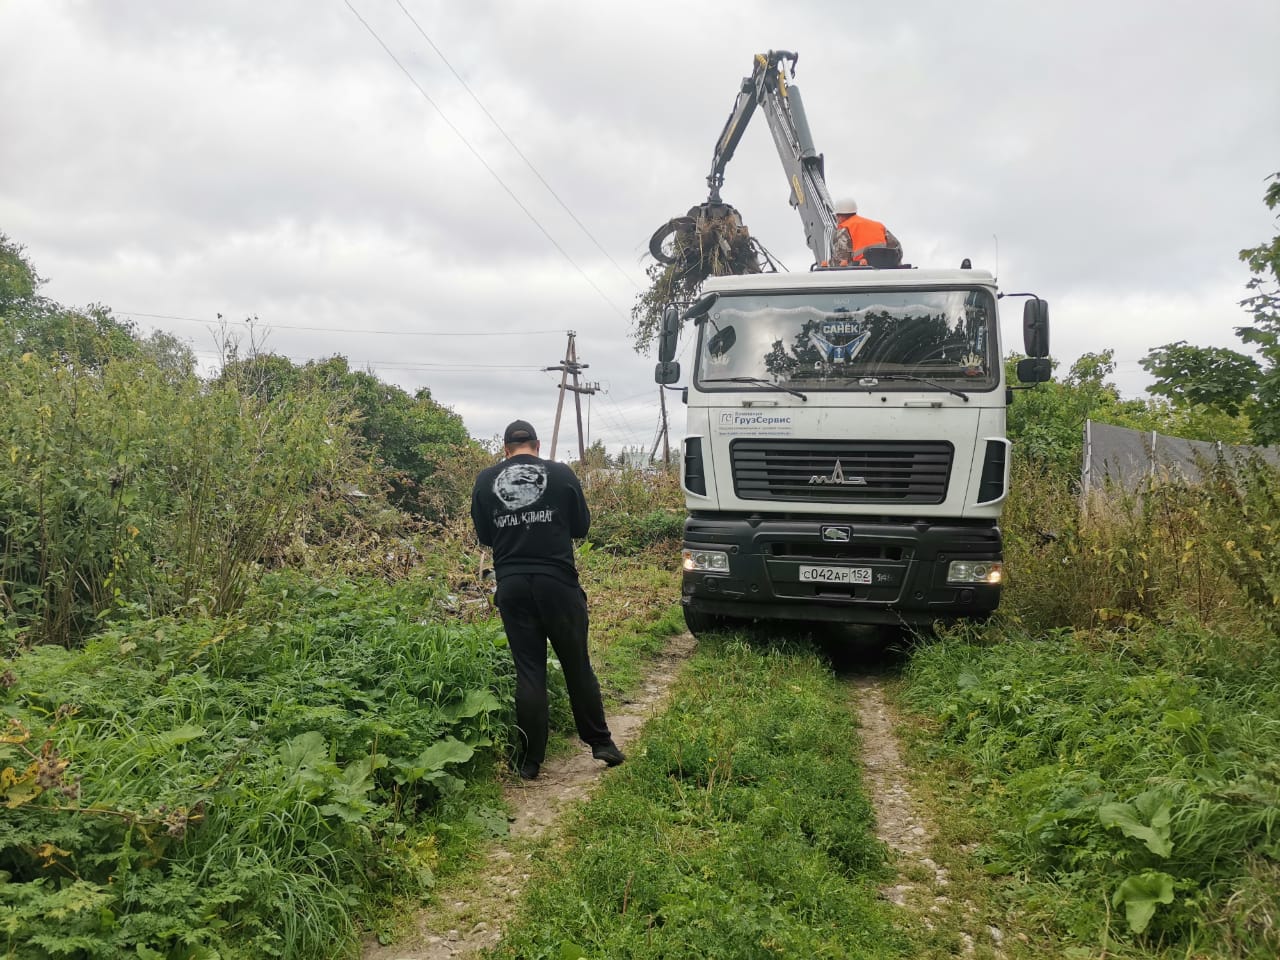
582,466,683,555
0,354,370,646
1001,458,1270,634
1199,455,1280,633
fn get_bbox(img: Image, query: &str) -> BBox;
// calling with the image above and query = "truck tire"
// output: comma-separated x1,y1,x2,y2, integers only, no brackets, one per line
683,606,731,637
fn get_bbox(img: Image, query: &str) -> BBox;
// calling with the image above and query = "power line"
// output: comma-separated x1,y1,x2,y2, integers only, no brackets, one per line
597,389,652,449
341,0,629,324
121,310,562,338
608,385,664,405
392,0,642,292
189,349,543,371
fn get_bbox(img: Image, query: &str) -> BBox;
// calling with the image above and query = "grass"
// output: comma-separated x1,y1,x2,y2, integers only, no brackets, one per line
576,543,683,698
2,573,517,958
896,620,1280,958
489,632,911,960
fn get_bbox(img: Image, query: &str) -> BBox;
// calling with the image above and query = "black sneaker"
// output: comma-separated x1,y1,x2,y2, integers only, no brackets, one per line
592,742,625,767
518,760,540,781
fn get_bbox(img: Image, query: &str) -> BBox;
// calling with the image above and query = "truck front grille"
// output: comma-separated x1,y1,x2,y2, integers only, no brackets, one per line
730,439,953,504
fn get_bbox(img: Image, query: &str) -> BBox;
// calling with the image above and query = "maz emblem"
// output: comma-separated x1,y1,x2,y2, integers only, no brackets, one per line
821,526,851,542
808,459,867,486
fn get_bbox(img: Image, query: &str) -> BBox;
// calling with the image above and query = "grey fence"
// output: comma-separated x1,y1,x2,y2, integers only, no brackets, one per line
1082,420,1280,493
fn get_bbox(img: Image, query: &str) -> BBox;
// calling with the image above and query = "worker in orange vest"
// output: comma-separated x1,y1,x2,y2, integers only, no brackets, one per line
830,198,902,266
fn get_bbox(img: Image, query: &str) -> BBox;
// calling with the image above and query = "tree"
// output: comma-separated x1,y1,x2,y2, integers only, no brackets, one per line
0,233,40,310
1005,350,1182,479
576,439,611,471
1134,173,1280,443
1237,171,1280,443
220,352,475,519
1,233,194,373
1140,340,1260,416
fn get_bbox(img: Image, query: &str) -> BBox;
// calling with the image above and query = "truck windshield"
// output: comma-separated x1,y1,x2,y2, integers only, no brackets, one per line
694,287,999,393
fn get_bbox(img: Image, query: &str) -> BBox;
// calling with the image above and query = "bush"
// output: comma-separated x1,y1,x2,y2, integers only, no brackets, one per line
1000,456,1276,635
0,353,370,647
220,354,479,522
582,467,683,555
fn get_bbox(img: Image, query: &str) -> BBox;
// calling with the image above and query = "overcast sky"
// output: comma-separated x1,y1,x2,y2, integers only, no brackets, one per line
3,1,1278,457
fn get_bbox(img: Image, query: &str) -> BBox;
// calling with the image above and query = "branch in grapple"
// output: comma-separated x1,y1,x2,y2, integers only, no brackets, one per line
630,203,764,353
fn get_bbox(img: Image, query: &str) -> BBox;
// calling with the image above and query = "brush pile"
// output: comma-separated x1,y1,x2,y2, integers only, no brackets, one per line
630,202,764,351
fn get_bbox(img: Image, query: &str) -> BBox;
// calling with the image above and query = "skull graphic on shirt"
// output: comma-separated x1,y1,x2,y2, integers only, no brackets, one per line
494,462,548,510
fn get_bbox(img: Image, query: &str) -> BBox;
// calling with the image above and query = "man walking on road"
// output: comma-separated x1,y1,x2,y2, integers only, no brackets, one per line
470,419,624,781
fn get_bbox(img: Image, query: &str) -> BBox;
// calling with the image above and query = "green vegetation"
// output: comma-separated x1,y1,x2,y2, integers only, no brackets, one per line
998,455,1280,634
0,554,685,959
896,419,1280,955
1,575,515,958
219,352,481,522
906,176,1280,958
901,620,1279,958
1005,351,1253,482
0,234,193,377
581,468,684,556
0,235,486,649
0,350,368,647
491,634,907,960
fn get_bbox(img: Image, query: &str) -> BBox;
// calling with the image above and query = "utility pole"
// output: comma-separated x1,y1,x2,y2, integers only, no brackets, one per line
544,332,598,462
649,386,671,467
658,386,671,466
547,333,573,460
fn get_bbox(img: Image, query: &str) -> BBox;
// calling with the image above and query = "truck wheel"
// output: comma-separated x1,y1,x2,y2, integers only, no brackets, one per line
683,607,729,636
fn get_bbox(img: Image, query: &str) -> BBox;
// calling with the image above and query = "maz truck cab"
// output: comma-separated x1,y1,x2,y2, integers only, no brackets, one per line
654,268,1050,635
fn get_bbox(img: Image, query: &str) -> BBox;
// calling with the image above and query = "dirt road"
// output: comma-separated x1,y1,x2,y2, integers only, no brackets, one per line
362,631,697,960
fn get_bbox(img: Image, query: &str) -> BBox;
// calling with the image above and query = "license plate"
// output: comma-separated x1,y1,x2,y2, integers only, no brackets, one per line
798,565,872,584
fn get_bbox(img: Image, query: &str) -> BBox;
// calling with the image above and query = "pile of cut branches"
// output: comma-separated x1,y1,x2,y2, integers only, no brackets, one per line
631,203,763,352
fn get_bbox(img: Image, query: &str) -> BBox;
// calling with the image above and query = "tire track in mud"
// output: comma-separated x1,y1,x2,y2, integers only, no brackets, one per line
848,671,1007,957
362,631,697,960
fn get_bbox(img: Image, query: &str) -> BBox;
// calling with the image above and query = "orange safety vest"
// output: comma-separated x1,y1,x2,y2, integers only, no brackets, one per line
834,213,889,265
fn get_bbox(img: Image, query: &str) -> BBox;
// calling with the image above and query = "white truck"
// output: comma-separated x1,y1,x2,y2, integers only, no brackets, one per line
651,51,1051,635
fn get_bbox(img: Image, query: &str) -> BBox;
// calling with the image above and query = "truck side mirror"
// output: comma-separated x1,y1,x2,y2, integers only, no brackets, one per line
655,361,681,385
682,292,720,322
1015,357,1053,383
657,304,681,364
1022,299,1050,358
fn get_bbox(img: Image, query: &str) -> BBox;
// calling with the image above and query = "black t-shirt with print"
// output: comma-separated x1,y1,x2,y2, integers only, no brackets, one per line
470,454,591,585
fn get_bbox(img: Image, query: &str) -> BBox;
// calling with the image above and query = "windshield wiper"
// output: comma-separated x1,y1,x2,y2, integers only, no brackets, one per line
841,374,970,402
700,376,809,401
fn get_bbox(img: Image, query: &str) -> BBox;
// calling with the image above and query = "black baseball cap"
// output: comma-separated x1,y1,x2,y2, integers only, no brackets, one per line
503,419,538,445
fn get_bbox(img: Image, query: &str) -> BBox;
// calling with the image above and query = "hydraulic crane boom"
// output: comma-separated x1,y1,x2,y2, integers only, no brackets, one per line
706,51,839,265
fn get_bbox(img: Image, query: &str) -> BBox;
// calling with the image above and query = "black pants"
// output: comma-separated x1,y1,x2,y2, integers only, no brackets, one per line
495,573,612,766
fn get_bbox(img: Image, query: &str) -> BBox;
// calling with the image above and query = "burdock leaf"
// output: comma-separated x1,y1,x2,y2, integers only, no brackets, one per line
441,689,501,721
414,737,474,774
277,731,328,770
1098,799,1173,857
1111,871,1174,933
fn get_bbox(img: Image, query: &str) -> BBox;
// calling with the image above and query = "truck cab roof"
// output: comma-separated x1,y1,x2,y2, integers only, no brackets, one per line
702,268,997,294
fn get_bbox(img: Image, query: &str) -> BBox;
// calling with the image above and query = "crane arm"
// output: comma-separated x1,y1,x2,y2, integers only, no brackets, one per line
705,50,839,265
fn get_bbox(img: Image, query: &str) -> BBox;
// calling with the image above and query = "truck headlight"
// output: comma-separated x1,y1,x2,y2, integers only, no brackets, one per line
683,549,730,573
947,560,1003,585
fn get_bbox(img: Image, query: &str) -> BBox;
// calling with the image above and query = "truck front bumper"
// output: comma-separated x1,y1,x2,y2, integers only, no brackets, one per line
681,514,1002,626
